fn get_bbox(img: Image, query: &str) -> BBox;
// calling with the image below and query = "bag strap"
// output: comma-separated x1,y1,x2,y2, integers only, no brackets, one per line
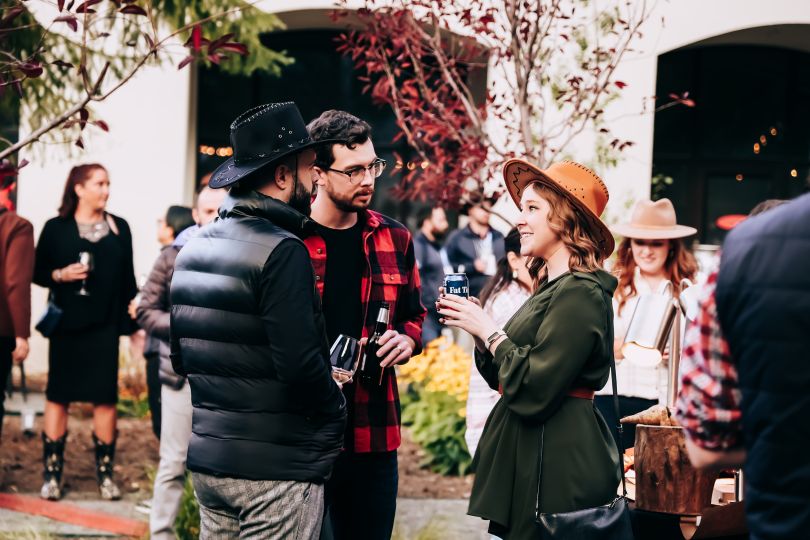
605,286,628,497
610,344,628,497
535,289,627,518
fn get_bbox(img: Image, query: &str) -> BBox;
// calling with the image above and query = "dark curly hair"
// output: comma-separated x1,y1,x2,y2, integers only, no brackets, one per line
307,110,372,169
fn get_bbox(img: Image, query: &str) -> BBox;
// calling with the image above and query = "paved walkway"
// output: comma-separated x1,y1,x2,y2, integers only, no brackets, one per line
0,494,487,539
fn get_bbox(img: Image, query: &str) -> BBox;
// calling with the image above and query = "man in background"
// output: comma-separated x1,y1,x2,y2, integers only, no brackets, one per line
138,184,225,539
0,197,34,440
677,193,810,540
443,196,504,297
414,206,449,344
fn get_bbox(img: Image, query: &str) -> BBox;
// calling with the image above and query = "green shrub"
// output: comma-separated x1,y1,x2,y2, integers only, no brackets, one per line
174,474,200,540
401,384,471,476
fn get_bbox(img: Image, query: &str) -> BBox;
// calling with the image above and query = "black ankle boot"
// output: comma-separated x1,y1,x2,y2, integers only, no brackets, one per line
92,433,121,500
40,432,67,500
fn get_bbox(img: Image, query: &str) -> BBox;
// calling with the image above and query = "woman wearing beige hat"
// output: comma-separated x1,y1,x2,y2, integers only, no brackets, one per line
594,198,697,450
438,160,621,539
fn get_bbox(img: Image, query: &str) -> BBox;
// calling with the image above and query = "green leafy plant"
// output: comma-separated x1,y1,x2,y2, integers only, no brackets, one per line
401,383,471,476
115,392,150,418
174,474,200,540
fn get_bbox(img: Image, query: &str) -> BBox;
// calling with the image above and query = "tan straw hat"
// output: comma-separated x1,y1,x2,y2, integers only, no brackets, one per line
611,198,697,239
503,159,615,258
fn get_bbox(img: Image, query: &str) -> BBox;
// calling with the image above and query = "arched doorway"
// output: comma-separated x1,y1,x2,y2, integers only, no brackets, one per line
195,28,419,225
652,26,810,245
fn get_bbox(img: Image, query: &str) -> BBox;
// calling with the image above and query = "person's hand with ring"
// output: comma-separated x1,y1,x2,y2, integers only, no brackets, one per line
375,330,415,368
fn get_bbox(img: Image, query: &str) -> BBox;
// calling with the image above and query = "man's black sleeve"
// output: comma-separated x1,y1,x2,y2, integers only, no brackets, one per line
260,239,343,413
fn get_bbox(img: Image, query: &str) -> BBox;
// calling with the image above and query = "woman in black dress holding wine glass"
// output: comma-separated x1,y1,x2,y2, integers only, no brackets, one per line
33,164,137,501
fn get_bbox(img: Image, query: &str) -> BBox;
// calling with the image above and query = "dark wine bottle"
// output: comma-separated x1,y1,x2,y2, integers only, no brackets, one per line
359,302,390,386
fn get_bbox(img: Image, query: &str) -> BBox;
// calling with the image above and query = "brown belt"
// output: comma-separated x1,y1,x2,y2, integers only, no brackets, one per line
567,387,595,400
498,386,595,400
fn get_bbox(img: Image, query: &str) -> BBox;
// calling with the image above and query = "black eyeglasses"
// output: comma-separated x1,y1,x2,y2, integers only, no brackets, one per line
326,159,387,184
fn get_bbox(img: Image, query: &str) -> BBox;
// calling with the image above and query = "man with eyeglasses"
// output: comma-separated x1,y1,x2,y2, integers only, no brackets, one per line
305,110,425,540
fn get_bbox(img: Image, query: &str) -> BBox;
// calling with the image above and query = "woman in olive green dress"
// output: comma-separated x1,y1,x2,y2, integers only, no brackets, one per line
437,159,621,539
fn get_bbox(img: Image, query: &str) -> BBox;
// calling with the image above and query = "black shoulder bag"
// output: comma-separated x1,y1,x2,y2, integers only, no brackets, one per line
534,290,634,539
35,291,63,338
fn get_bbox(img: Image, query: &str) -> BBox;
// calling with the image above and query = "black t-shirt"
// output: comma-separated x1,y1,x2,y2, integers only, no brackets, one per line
318,219,365,345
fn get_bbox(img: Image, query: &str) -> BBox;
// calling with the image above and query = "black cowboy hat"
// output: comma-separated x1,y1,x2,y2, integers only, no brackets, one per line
209,102,342,189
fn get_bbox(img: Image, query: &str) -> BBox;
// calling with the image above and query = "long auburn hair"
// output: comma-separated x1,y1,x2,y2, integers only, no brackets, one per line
479,227,530,307
614,237,698,316
58,163,107,218
524,183,605,286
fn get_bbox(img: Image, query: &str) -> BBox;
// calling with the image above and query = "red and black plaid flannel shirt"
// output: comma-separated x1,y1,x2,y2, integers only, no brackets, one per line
676,270,743,451
304,209,425,453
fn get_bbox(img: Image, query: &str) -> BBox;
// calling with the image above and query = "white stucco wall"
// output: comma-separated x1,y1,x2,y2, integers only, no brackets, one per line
17,63,194,373
601,0,810,221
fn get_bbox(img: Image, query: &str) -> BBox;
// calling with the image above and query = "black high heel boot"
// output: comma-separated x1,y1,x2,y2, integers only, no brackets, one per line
93,432,122,500
40,432,67,500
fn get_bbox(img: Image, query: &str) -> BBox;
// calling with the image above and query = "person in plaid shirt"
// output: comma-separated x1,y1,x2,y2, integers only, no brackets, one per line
676,269,747,468
305,110,425,540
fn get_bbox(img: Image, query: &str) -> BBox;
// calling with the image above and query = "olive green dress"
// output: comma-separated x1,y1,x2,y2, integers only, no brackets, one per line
468,270,621,539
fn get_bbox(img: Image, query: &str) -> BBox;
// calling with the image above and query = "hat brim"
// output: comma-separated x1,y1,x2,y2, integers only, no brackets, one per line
610,223,697,240
503,159,615,258
208,138,344,189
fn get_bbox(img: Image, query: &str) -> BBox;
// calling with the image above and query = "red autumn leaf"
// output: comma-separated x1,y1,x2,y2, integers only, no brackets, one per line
219,42,248,56
681,99,696,107
79,108,89,130
1,6,25,27
93,120,110,132
120,4,147,16
668,93,680,100
58,0,65,11
144,34,155,49
614,81,628,89
66,0,76,10
75,137,84,149
207,53,223,65
208,33,235,52
18,62,43,78
54,15,78,32
177,55,194,70
191,26,202,52
75,0,101,14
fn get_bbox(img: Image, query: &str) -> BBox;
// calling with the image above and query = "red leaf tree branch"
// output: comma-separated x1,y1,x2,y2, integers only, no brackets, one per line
335,0,689,208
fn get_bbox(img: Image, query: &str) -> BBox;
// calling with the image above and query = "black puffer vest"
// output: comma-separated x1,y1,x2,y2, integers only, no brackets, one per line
170,190,345,483
716,193,810,540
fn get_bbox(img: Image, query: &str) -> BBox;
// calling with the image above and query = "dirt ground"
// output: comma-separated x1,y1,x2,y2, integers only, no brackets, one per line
0,415,472,499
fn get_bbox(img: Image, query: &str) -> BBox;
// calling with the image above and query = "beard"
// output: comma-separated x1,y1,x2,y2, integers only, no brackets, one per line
431,228,449,242
324,182,374,213
288,176,314,216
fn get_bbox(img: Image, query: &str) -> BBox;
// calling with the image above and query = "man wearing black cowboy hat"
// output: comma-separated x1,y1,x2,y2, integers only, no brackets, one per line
169,102,346,539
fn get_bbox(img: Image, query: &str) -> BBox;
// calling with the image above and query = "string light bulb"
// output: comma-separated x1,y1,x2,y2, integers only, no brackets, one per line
790,169,798,178
735,174,744,182
770,127,777,136
753,143,761,154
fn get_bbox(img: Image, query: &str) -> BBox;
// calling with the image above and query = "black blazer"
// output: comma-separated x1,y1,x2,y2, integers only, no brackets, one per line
34,213,137,335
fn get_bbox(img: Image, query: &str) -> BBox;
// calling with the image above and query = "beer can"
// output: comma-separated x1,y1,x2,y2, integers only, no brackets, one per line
443,273,469,298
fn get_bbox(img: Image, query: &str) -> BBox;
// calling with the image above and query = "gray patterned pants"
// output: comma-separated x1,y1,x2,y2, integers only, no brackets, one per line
192,472,324,539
